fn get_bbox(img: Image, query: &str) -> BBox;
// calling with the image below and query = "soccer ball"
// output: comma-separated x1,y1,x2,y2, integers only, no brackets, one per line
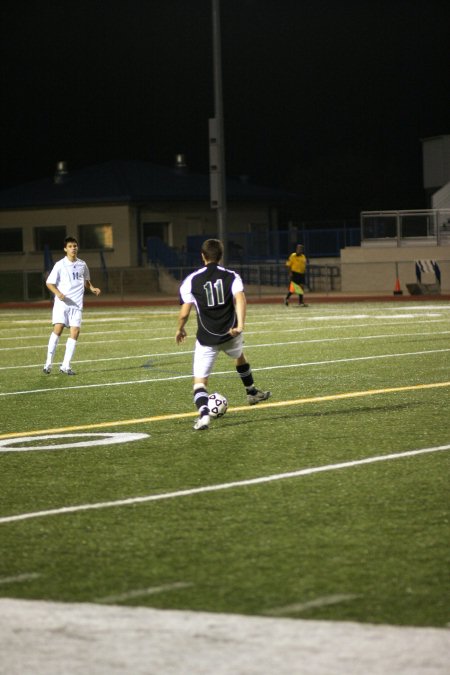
207,392,228,418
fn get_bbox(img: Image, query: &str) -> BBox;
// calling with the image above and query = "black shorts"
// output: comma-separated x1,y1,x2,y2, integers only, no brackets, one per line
291,272,305,285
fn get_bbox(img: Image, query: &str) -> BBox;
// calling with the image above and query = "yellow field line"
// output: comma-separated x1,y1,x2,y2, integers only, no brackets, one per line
1,380,449,441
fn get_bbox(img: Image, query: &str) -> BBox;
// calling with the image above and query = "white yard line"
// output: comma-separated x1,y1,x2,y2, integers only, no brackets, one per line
0,315,448,343
96,582,193,604
1,347,449,396
1,326,449,353
0,328,171,341
1,444,448,525
0,336,176,352
0,348,192,370
265,594,361,615
0,573,40,585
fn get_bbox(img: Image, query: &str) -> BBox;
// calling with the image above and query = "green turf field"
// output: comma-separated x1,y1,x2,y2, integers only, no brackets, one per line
0,301,449,627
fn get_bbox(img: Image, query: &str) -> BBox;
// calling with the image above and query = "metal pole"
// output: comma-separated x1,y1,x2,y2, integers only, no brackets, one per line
211,0,227,263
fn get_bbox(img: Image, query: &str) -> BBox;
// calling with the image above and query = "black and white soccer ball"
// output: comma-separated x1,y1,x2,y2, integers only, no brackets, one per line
207,392,228,418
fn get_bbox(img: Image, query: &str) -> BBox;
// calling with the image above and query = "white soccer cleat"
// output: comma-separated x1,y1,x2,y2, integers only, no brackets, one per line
193,414,210,431
60,366,76,376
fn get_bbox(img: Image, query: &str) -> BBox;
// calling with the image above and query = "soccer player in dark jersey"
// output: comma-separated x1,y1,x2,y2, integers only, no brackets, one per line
176,238,271,430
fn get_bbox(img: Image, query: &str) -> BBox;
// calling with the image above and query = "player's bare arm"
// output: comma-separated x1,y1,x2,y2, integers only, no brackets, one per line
85,280,101,296
176,303,192,343
46,282,65,300
229,291,246,337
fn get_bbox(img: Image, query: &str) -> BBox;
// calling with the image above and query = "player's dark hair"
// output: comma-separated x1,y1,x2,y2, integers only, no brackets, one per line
201,238,223,263
64,236,78,246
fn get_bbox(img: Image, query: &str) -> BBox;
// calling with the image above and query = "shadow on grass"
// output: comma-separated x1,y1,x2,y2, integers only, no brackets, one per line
153,402,416,435
218,402,415,428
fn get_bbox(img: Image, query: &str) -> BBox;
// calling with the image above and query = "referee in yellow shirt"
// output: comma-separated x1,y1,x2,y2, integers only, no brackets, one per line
284,244,308,306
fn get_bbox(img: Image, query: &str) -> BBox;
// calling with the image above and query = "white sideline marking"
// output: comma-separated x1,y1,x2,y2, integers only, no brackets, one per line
1,444,448,525
1,347,449,397
96,582,193,604
265,594,360,615
0,573,40,585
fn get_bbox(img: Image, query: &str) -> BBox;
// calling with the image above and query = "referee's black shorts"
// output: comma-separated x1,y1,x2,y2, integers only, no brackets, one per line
291,272,305,286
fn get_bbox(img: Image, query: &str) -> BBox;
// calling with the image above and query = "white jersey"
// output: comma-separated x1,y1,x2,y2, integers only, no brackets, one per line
47,256,90,310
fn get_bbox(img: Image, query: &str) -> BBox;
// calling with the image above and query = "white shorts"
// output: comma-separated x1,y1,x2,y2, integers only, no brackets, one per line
193,334,244,379
52,302,83,328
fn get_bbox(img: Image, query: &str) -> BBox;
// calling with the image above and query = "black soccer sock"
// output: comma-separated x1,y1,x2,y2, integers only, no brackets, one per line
236,363,257,394
193,384,209,415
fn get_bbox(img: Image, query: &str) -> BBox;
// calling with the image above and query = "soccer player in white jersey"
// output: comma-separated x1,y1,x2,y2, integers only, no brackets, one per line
43,236,101,375
176,238,271,430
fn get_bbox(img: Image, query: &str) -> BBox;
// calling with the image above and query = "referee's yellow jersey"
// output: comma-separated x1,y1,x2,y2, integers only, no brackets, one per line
286,252,307,274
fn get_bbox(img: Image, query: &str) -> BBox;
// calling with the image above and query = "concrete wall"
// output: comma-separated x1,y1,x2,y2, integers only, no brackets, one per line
422,135,450,190
341,244,450,292
432,181,450,209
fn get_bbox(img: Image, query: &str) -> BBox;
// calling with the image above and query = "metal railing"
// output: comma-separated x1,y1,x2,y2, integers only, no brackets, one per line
185,226,360,264
3,260,448,303
0,264,342,302
164,263,341,295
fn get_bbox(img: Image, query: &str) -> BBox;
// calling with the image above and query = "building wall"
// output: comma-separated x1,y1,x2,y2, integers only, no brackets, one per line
0,204,132,271
140,202,273,250
0,201,273,272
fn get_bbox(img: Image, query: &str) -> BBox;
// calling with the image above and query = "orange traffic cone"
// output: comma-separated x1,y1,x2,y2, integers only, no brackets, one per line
393,278,403,295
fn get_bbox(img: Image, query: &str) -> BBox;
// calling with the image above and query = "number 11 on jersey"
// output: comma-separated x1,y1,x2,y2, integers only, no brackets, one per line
204,279,225,306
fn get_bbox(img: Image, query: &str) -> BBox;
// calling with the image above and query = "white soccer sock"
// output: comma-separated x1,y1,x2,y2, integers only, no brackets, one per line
45,332,60,367
62,337,77,369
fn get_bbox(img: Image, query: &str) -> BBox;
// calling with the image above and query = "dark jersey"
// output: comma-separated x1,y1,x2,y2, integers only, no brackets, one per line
179,263,244,345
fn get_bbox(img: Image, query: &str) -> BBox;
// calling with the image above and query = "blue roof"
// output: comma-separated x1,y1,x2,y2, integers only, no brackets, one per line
0,160,298,209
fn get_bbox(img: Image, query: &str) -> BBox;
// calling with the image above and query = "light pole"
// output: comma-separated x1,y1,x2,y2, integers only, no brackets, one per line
210,0,227,263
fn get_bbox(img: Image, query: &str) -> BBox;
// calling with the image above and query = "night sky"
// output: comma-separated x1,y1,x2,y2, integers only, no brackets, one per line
1,0,449,218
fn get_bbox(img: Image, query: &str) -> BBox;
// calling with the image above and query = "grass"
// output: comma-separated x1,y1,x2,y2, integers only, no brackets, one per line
0,300,449,627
